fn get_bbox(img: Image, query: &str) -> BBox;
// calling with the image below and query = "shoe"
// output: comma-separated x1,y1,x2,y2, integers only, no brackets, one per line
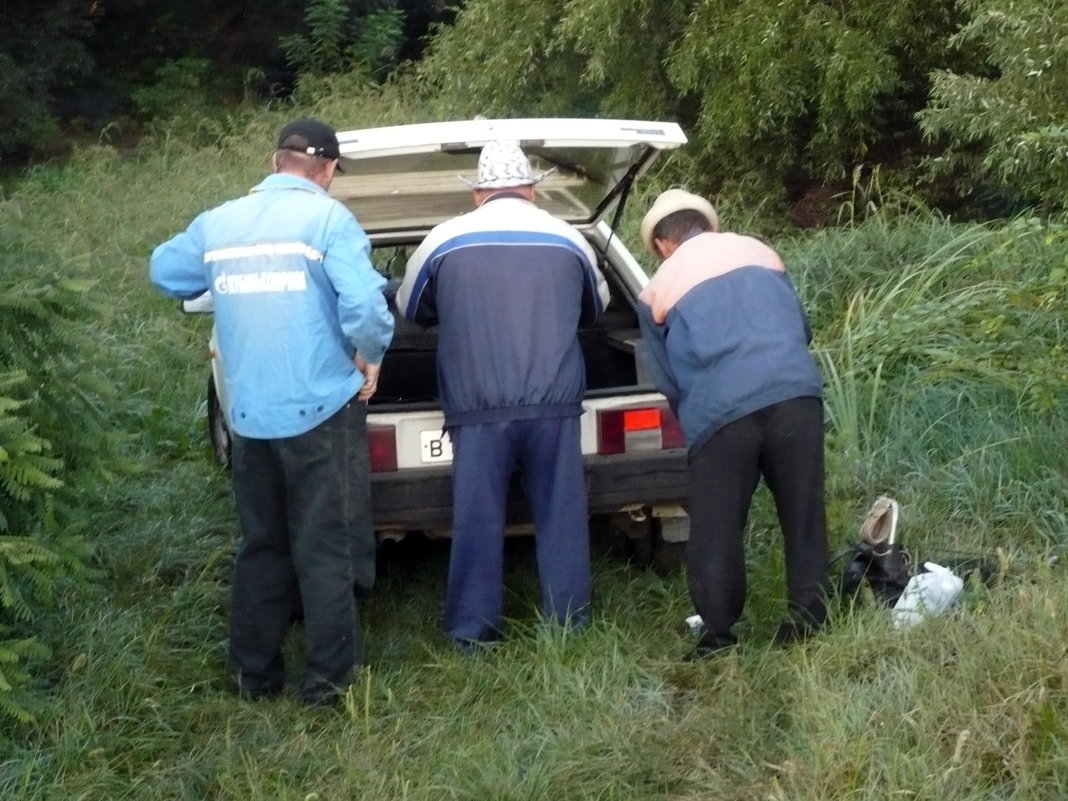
300,683,345,707
683,632,736,661
233,681,284,701
453,637,501,656
773,617,818,646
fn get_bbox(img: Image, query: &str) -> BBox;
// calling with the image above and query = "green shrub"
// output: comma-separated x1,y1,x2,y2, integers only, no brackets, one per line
0,0,92,163
0,251,115,728
0,367,73,728
130,57,217,122
417,0,1065,214
281,0,407,97
416,0,966,207
918,0,1068,211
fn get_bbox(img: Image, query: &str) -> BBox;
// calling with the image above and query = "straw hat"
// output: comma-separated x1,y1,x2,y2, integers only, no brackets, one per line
639,189,719,255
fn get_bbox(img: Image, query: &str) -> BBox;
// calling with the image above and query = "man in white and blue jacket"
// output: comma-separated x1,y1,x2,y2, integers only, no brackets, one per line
150,118,394,704
637,189,828,659
397,139,610,648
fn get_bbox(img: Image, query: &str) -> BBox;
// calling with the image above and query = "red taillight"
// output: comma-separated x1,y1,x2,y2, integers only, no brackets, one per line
367,425,398,472
597,404,686,455
659,407,686,450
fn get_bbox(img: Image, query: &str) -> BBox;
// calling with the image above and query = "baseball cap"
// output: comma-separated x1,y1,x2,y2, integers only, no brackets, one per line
276,118,341,161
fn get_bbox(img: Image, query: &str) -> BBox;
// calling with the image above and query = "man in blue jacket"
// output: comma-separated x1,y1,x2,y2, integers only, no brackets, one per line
397,139,609,648
150,118,394,704
637,189,828,659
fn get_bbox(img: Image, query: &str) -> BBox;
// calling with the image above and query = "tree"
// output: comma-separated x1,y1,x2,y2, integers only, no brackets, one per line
416,0,1068,215
0,0,94,162
0,1,448,165
918,0,1068,210
665,0,968,200
280,0,408,86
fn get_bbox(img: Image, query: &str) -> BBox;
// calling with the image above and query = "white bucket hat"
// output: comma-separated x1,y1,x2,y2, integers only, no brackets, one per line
640,189,719,255
468,139,552,189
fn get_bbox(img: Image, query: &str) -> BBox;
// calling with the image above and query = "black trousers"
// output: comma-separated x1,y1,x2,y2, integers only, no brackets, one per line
686,397,828,647
228,399,375,697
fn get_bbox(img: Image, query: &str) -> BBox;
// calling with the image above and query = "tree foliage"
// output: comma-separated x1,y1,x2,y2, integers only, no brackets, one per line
419,0,964,200
280,0,407,86
0,256,108,728
0,0,94,162
0,0,448,165
918,0,1068,209
417,0,1064,214
414,0,605,116
668,0,967,195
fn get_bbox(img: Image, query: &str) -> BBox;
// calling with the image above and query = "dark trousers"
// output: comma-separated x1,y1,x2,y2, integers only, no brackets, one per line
445,416,591,642
228,399,375,696
686,397,828,647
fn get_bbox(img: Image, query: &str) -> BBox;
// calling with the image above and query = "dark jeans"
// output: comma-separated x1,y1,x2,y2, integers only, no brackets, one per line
686,397,828,647
228,399,375,697
445,416,591,643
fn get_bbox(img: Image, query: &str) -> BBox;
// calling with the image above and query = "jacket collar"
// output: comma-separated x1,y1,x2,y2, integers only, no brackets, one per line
251,172,329,196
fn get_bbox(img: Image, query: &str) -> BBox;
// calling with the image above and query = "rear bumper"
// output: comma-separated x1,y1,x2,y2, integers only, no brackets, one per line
370,449,690,532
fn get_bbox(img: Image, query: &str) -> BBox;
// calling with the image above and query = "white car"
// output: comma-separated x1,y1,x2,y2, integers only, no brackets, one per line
187,118,691,563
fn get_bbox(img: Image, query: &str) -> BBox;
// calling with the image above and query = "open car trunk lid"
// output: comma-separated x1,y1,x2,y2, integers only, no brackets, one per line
331,118,687,239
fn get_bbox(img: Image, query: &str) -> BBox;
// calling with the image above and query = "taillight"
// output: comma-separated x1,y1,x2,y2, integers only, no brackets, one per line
596,403,686,455
659,407,685,449
367,425,398,472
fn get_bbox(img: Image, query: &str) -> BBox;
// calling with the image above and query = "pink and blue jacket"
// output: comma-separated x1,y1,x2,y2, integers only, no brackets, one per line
637,231,822,454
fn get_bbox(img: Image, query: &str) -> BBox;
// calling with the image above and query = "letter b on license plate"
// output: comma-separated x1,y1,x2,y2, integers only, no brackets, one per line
420,429,453,464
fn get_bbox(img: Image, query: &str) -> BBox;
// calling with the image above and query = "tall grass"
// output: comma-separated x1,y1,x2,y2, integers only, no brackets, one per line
1,109,1067,799
789,213,1068,554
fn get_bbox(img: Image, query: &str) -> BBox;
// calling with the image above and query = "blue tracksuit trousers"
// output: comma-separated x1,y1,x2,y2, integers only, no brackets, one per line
445,415,591,643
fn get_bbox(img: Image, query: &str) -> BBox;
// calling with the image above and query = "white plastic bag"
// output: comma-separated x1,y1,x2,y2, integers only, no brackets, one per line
891,561,963,629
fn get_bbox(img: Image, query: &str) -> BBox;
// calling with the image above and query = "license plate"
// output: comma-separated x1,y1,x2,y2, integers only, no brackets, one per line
420,429,453,464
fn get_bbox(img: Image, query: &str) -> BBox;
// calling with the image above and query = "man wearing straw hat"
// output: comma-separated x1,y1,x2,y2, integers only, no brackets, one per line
397,139,610,649
637,189,828,659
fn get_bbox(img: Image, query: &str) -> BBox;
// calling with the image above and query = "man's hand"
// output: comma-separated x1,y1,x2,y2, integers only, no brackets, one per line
355,356,381,401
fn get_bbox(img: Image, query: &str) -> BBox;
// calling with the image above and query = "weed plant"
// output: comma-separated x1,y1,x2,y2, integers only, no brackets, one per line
1,110,1067,799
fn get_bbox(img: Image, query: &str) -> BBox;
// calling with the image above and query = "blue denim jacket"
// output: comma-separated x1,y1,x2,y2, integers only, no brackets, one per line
639,264,822,454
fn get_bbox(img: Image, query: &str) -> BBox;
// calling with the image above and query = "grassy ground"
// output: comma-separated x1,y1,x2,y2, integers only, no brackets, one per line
2,108,1068,799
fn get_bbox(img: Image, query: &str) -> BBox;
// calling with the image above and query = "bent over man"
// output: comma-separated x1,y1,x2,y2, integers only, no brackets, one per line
637,189,828,659
397,139,609,648
150,118,394,704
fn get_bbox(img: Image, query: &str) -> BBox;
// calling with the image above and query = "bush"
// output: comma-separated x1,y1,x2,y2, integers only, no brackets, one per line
918,0,1068,212
0,0,93,163
0,252,112,729
281,0,407,98
417,0,1065,215
416,0,966,208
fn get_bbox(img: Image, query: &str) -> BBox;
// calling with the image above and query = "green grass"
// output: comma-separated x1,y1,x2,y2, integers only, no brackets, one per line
2,109,1068,799
11,529,1068,799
